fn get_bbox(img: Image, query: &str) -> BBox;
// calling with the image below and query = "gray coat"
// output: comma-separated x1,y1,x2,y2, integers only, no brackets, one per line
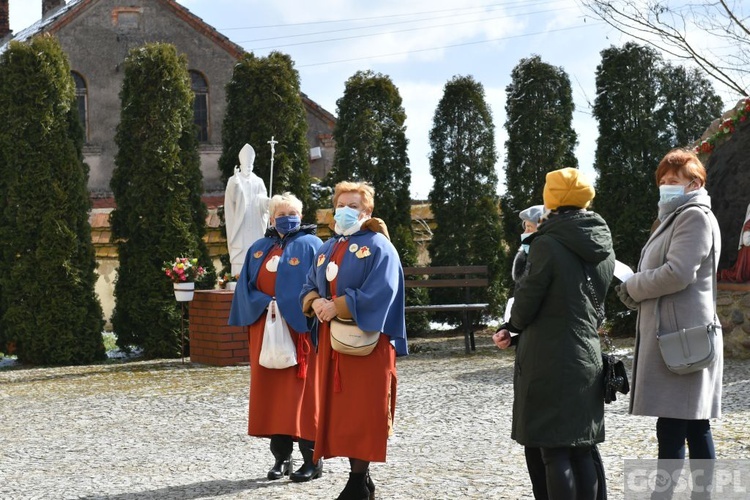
624,192,723,419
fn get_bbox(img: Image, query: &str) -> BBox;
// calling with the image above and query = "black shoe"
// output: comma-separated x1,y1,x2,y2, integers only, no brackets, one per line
336,472,370,500
290,458,323,482
266,457,290,480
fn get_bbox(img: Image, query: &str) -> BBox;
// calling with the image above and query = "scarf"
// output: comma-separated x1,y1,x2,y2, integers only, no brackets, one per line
657,188,707,222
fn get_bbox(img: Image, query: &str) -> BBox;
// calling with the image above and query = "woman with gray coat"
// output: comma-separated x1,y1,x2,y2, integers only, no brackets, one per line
616,148,722,461
495,167,615,499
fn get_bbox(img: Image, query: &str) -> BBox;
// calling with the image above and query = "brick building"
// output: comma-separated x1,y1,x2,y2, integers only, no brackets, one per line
0,0,337,326
0,0,337,194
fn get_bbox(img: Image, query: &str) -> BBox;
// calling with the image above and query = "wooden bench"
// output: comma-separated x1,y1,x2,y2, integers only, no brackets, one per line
403,265,489,353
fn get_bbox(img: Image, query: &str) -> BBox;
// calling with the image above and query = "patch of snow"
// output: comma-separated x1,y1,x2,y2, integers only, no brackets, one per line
0,356,18,368
106,347,144,359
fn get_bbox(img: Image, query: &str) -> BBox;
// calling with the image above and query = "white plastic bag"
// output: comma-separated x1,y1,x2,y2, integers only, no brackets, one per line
258,300,297,369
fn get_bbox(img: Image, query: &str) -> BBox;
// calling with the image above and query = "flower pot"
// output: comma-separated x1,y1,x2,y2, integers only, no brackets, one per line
174,282,195,302
225,282,237,291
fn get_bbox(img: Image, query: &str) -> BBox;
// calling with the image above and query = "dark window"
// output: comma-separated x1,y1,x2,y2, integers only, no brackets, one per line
71,71,88,140
190,70,209,142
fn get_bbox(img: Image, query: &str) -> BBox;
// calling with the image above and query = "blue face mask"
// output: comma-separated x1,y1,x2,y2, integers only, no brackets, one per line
659,179,696,204
334,206,361,231
659,185,685,203
274,215,301,235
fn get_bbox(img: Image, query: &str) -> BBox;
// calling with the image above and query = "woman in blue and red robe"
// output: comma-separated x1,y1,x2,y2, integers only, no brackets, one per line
229,193,323,483
301,181,407,500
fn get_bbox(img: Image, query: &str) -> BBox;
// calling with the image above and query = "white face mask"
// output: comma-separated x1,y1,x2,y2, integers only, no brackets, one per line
659,179,696,204
658,185,685,203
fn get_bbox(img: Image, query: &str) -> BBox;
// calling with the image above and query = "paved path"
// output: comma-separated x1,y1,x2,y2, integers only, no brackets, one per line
1,333,749,499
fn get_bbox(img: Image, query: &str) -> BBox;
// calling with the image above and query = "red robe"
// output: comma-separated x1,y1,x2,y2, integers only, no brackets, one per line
718,220,750,283
312,239,398,463
247,246,318,440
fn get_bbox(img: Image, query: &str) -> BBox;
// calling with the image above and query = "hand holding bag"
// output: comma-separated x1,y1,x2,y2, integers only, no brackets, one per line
329,317,380,356
602,350,630,403
259,299,297,369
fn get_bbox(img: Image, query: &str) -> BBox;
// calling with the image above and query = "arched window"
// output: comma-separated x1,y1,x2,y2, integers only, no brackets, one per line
189,70,209,142
71,71,88,140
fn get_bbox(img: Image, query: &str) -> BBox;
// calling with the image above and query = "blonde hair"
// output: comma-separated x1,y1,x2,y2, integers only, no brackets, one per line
332,181,375,213
268,192,303,218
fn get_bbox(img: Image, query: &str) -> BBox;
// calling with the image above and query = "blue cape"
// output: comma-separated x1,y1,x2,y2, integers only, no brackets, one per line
229,228,322,333
301,229,408,356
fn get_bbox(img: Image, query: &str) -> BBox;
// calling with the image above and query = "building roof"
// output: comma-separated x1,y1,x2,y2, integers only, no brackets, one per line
1,0,245,59
0,0,334,133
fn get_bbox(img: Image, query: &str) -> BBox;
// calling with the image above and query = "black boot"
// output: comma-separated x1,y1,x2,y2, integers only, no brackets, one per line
366,470,376,500
336,472,370,500
290,439,323,482
267,435,292,480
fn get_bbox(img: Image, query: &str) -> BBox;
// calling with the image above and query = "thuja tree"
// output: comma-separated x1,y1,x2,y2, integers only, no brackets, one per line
656,64,724,148
500,55,578,262
594,42,667,273
111,43,214,358
218,51,314,222
593,42,667,335
0,35,105,365
327,70,415,256
594,42,724,335
428,75,505,322
327,70,428,333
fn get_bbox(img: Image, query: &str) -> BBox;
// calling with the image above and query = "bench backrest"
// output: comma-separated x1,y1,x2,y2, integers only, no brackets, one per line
402,265,488,288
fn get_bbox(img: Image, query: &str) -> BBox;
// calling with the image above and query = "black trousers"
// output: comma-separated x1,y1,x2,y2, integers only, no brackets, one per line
525,446,549,499
656,418,715,459
539,446,598,500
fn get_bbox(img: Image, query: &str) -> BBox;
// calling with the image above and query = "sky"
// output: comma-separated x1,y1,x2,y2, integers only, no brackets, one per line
6,0,741,200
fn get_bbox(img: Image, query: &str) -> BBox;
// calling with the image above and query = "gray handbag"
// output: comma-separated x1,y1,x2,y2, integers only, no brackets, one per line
655,204,719,375
657,324,717,375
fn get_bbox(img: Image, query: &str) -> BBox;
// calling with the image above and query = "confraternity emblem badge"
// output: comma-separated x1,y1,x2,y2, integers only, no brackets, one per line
349,243,359,253
317,254,326,267
253,250,264,258
288,257,300,266
326,261,339,281
355,246,371,259
265,255,280,273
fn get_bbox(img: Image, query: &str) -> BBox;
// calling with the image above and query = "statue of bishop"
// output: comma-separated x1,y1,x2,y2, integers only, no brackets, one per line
224,144,270,276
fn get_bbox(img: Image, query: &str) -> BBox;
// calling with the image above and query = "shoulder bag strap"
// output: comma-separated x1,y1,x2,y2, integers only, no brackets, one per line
580,262,613,352
654,205,718,335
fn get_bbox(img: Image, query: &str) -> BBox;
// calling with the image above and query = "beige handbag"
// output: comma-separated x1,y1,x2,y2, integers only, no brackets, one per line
329,317,380,356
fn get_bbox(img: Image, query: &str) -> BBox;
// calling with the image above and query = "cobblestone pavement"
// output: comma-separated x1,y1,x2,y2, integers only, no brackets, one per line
1,333,749,499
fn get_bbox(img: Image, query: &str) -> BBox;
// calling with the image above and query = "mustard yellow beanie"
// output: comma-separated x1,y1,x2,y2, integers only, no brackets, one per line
543,167,595,210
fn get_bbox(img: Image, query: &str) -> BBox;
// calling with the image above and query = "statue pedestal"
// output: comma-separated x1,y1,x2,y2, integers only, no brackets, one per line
189,290,248,366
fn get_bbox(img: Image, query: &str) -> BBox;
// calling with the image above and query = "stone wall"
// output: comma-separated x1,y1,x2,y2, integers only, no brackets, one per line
717,284,750,359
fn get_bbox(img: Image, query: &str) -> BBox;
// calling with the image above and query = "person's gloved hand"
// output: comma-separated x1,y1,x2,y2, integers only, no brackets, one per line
615,283,639,310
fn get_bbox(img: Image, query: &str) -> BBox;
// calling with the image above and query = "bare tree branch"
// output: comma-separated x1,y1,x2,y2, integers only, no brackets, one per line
580,0,749,97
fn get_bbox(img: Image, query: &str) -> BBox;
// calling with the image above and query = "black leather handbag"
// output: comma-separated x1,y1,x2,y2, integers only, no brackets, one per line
602,351,630,404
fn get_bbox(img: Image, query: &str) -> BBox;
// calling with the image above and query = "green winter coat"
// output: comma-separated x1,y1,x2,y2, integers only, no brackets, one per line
509,209,615,448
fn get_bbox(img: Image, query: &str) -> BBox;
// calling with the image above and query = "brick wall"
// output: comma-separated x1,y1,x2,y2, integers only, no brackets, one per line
189,290,249,366
0,0,8,39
